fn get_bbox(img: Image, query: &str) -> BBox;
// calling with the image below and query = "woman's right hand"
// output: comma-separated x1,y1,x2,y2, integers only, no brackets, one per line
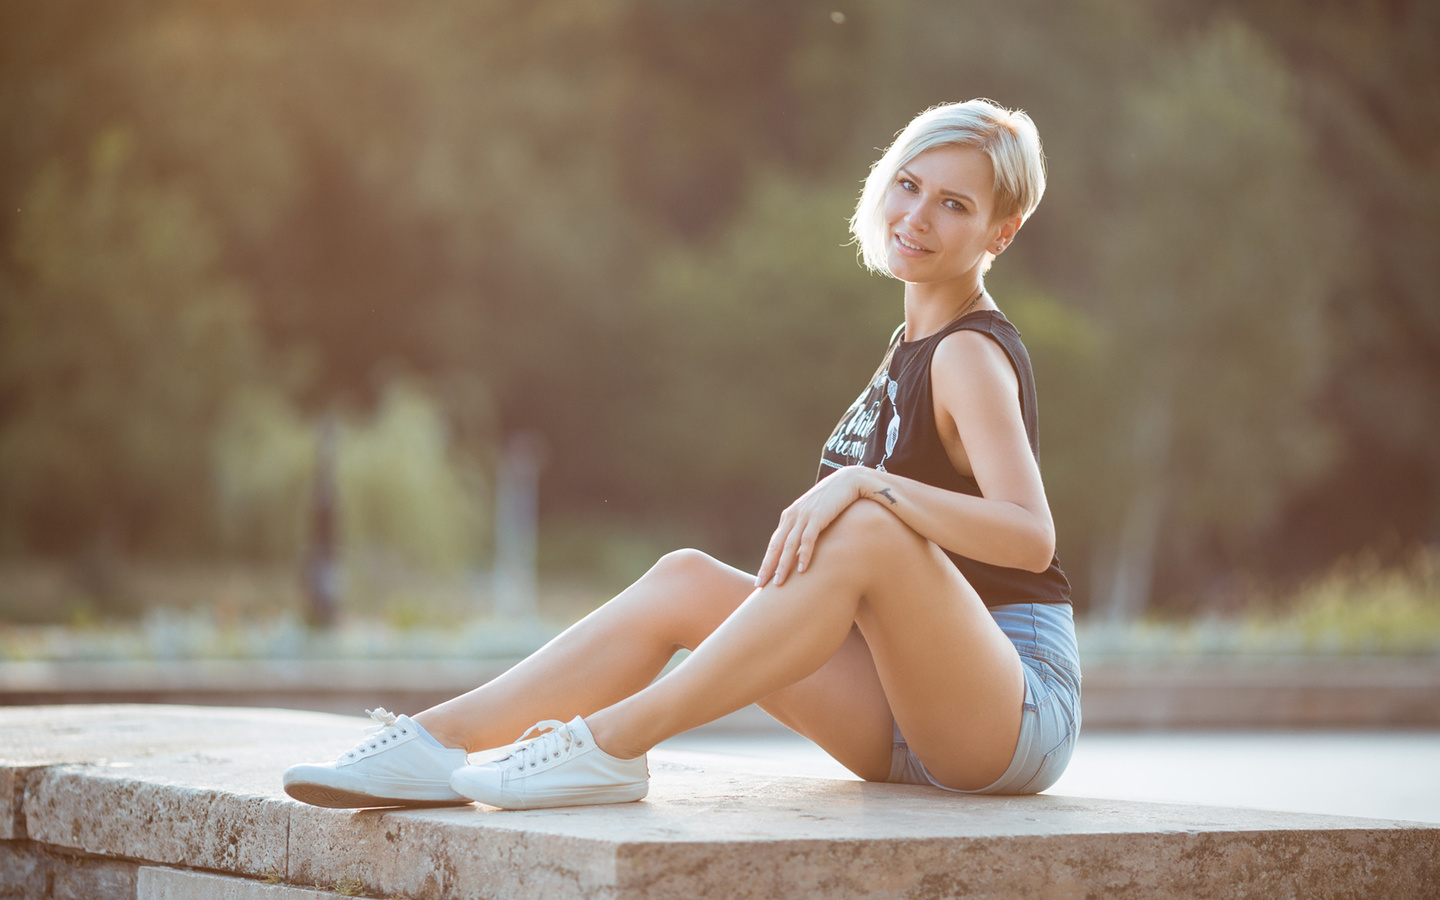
756,466,877,588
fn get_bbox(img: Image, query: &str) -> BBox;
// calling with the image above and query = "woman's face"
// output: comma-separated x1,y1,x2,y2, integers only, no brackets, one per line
881,144,1019,287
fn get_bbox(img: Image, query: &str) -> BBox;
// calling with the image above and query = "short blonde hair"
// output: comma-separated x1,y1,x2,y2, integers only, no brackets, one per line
850,99,1047,275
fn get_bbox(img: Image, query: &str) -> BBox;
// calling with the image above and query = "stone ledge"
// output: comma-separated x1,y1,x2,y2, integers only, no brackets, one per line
1,705,1437,899
5,657,1438,727
1080,657,1440,728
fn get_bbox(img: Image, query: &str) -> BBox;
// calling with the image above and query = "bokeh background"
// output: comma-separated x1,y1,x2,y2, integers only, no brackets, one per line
1,0,1437,651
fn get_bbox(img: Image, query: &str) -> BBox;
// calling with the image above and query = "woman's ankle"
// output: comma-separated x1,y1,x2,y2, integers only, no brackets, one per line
584,710,649,760
412,712,468,752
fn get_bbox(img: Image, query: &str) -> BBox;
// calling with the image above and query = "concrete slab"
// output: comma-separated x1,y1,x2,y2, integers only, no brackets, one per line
0,705,355,859
25,764,292,878
0,705,1437,899
285,769,1440,899
663,729,1440,825
1051,730,1440,825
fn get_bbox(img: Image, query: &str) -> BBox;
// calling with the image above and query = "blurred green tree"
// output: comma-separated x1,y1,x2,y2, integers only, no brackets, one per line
1212,0,1440,566
0,128,259,557
1074,20,1346,618
215,379,490,560
636,173,897,559
0,0,1430,621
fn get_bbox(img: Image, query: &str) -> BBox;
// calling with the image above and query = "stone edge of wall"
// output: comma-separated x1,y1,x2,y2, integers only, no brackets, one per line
5,657,1439,727
3,705,1439,899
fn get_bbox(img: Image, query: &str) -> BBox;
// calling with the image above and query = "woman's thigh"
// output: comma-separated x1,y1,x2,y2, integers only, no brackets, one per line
890,603,1082,794
653,513,1026,791
755,627,896,781
799,501,1027,791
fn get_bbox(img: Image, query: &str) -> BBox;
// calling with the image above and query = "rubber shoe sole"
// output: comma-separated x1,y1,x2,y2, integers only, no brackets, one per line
283,781,470,810
282,754,471,809
500,780,647,809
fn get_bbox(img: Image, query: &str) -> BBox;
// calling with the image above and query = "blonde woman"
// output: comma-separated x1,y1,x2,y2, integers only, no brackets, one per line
284,99,1080,809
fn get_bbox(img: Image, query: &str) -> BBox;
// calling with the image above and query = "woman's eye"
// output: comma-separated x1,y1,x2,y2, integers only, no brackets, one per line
944,199,964,211
899,178,917,192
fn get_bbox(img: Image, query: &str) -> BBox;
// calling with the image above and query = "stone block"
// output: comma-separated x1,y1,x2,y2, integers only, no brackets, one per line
0,705,399,888
0,839,139,900
0,765,35,840
3,705,1438,899
281,758,1440,900
606,828,1440,899
287,803,619,899
24,764,290,877
137,867,352,900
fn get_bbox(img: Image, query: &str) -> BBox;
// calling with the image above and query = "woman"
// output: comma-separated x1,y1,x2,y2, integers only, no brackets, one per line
283,98,1081,811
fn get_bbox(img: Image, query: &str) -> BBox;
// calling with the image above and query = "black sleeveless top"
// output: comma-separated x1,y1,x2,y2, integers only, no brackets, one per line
817,309,1072,607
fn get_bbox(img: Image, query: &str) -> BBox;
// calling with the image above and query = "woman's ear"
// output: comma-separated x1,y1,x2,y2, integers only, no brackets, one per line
991,213,1024,255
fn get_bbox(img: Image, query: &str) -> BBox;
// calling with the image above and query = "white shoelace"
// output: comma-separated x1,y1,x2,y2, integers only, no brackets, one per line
501,719,584,770
340,707,411,761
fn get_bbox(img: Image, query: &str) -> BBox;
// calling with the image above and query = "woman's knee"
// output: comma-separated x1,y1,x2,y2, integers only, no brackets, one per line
822,500,926,560
648,548,725,584
629,548,747,646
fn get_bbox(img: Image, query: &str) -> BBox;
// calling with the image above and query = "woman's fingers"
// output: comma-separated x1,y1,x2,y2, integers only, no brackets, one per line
796,521,822,574
756,511,795,586
756,536,780,586
756,534,779,586
759,472,869,586
773,523,805,585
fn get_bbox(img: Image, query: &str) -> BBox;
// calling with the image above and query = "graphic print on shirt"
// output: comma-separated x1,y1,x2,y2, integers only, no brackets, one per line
881,379,900,472
819,357,901,473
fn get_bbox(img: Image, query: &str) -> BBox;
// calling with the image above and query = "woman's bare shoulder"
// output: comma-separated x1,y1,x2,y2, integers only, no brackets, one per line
931,327,1021,405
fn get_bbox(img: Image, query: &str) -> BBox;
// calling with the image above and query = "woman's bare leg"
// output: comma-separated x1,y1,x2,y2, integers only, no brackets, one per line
586,500,1026,790
418,502,1021,789
416,546,897,780
414,549,752,752
751,627,896,780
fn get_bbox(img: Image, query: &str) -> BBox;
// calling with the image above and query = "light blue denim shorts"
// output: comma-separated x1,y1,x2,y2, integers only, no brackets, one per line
887,601,1082,795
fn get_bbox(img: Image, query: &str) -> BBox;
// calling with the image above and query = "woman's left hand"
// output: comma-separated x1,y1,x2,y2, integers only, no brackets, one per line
756,466,878,587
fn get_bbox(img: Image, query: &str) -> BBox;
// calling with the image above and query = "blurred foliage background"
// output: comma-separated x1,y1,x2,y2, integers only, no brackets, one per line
0,0,1437,631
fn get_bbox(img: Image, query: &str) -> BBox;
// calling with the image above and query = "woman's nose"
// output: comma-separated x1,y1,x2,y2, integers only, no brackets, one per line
904,203,930,231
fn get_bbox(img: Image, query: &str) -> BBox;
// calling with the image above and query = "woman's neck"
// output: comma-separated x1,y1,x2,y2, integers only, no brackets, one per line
903,277,988,342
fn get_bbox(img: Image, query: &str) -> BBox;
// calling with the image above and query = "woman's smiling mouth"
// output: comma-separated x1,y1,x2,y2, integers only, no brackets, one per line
894,233,930,254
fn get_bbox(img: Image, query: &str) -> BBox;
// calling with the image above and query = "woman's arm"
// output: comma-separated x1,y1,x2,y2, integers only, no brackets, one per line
758,329,1056,587
867,329,1056,571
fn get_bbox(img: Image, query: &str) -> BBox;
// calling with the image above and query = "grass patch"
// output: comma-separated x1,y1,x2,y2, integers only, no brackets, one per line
1080,549,1440,659
1252,549,1440,655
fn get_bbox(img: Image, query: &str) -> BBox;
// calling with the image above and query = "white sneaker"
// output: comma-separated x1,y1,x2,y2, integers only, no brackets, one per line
283,708,470,808
449,716,648,810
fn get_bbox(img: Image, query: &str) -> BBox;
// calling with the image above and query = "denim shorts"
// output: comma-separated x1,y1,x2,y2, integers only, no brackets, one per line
887,601,1082,795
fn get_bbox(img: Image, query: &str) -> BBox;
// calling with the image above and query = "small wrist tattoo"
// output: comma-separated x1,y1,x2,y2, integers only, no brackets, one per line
875,488,898,506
